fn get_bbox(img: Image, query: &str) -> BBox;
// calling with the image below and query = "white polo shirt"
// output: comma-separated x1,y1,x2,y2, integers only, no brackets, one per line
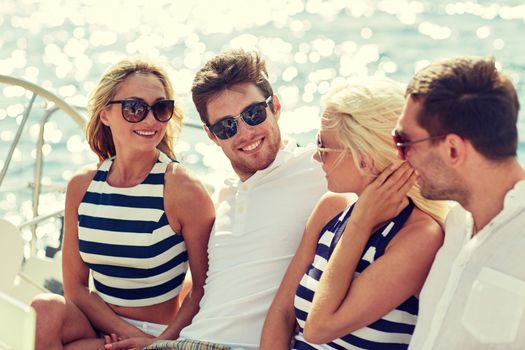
180,140,327,350
409,179,525,350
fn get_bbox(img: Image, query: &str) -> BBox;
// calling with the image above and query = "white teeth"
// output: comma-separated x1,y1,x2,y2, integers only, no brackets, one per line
135,130,156,136
242,140,261,151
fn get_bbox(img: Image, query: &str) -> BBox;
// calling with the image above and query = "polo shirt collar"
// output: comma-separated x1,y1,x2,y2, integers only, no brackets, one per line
503,178,525,209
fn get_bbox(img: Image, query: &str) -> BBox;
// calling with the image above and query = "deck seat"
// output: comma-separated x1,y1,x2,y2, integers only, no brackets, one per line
0,291,36,350
0,219,24,295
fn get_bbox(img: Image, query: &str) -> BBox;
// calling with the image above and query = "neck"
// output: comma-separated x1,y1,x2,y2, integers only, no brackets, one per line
463,159,525,235
354,174,375,197
110,149,159,185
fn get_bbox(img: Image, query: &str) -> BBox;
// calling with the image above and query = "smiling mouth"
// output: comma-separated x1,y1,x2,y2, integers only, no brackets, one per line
241,139,262,152
134,130,157,136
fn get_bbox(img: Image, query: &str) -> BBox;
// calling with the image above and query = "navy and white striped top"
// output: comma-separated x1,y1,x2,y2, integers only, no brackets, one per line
294,200,418,350
78,152,188,307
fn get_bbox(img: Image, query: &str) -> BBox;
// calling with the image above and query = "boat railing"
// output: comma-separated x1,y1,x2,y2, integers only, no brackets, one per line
0,74,86,255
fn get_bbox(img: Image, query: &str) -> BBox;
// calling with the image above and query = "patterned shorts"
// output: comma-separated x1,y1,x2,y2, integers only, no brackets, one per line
144,339,232,350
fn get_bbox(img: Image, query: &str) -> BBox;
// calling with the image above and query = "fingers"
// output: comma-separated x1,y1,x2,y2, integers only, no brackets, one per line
353,162,416,229
397,168,417,196
104,333,123,349
372,164,397,187
374,162,413,191
106,338,142,350
391,164,415,195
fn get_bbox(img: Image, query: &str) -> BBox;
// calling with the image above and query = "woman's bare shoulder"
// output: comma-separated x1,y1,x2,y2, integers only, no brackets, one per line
65,163,100,204
164,162,214,221
69,162,99,187
164,162,210,198
397,207,444,244
308,192,357,230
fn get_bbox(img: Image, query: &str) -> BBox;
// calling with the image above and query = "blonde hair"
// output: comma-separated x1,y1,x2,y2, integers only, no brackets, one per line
86,58,183,161
322,77,448,224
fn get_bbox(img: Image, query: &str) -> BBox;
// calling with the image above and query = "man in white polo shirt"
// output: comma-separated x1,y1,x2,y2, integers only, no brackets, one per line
395,56,525,349
178,49,326,350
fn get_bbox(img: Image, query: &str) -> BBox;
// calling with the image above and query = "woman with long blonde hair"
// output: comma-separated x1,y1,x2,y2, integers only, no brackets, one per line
31,58,214,349
262,77,448,349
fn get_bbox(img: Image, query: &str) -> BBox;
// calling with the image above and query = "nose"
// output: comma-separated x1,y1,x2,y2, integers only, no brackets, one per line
313,150,321,163
142,108,156,123
234,117,255,139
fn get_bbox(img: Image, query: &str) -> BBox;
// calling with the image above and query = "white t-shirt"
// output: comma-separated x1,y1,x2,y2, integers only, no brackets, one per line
180,141,327,350
409,179,525,350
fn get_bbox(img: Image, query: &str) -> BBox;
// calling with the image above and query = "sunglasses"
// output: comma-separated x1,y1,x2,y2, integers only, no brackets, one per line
107,99,174,123
206,95,273,140
392,129,446,160
316,133,345,163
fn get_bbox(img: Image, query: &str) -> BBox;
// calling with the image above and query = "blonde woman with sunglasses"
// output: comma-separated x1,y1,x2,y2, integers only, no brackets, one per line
30,58,214,350
262,77,448,349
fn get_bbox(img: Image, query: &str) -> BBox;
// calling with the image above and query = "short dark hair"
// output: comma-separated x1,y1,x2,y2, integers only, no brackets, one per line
191,49,274,124
406,56,520,160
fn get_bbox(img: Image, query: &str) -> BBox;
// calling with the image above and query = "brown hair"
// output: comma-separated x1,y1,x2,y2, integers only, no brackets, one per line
406,56,519,160
192,49,274,124
86,58,183,161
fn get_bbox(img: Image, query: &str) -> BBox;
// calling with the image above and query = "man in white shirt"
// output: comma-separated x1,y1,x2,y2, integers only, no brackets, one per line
394,56,525,349
181,49,325,349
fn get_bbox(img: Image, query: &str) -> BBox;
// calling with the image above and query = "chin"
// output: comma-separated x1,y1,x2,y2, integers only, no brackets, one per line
328,180,356,194
247,154,273,170
420,184,440,200
327,182,342,193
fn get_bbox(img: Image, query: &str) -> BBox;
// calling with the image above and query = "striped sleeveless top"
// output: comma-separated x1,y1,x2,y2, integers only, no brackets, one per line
78,152,188,307
294,200,418,350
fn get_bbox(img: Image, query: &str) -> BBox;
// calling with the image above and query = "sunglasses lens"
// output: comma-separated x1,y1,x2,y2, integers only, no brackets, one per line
392,130,407,160
316,134,324,162
122,100,148,123
210,101,269,140
211,118,238,140
152,100,174,122
242,103,267,126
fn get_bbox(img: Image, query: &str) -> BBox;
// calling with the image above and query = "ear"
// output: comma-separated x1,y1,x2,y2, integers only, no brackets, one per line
271,94,281,121
359,152,375,174
100,108,110,127
444,134,467,166
203,125,220,146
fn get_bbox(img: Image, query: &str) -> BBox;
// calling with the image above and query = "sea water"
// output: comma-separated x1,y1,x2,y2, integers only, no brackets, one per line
1,0,524,249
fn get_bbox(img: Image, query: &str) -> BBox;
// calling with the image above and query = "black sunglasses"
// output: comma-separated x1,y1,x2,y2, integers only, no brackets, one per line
107,99,174,123
392,129,446,160
206,95,273,140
